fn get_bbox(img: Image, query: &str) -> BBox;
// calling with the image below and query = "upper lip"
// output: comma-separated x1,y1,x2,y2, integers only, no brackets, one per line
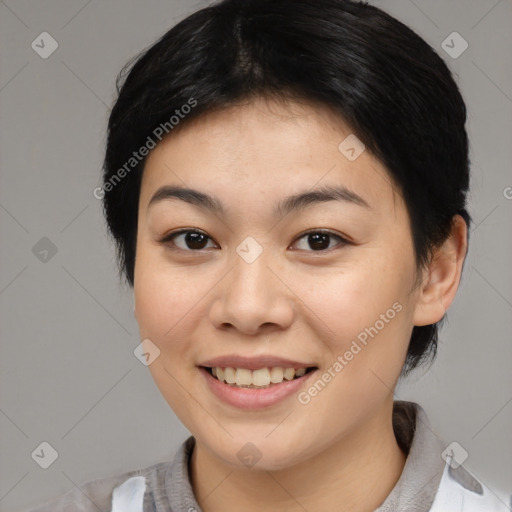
199,355,317,370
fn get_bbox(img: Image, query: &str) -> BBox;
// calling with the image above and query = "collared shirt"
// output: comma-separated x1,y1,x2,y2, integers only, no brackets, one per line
26,401,511,511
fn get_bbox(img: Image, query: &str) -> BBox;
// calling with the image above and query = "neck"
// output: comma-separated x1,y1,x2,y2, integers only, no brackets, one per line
190,398,407,512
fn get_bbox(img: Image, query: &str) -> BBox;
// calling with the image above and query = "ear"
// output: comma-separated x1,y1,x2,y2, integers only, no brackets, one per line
413,215,468,326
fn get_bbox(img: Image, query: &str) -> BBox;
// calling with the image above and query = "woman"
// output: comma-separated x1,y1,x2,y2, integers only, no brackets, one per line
28,0,510,510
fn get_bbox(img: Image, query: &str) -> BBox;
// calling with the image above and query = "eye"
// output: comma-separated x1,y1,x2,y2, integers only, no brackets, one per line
291,230,350,252
160,229,217,251
159,228,350,253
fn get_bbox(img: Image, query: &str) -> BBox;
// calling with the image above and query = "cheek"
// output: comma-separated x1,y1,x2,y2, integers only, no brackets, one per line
296,252,415,386
305,258,412,335
133,250,208,425
134,246,202,340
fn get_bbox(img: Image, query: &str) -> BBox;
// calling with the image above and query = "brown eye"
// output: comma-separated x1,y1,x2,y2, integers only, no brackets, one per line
161,230,216,251
292,230,349,252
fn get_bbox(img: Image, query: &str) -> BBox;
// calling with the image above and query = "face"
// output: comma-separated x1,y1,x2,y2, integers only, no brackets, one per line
134,97,420,470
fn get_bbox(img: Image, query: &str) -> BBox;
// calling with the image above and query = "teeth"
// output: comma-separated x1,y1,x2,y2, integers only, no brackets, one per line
270,367,284,383
235,368,252,386
252,368,271,386
224,367,236,384
295,368,306,377
283,368,295,381
210,366,310,387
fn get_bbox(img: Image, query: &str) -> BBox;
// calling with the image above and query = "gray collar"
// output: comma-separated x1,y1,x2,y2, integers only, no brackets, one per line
375,401,445,511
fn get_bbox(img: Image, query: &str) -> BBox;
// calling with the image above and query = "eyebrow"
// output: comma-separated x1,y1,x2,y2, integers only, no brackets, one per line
147,183,370,217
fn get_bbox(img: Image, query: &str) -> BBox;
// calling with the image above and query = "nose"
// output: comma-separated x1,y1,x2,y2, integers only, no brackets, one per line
208,244,295,337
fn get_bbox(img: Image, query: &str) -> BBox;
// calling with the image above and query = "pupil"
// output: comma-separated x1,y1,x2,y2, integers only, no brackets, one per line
186,232,207,249
309,233,329,250
184,233,330,251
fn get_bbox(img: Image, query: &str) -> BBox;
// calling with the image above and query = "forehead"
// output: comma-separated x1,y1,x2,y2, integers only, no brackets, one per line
139,97,401,217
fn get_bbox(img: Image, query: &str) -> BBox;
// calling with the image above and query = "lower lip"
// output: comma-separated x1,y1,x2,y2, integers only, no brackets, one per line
199,367,317,410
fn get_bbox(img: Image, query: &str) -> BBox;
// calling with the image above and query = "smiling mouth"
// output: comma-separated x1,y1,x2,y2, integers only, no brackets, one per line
201,366,318,389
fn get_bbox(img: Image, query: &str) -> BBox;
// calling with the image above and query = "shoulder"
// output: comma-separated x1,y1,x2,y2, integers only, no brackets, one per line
24,461,170,512
430,450,511,512
389,401,511,512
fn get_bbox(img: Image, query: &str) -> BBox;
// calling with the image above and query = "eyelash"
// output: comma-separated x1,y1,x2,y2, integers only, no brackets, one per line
159,228,351,254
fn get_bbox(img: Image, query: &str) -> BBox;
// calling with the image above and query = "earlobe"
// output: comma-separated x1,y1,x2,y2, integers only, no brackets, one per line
413,215,468,327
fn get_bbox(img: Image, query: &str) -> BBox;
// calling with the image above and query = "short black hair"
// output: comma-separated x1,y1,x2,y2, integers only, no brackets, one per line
102,0,471,375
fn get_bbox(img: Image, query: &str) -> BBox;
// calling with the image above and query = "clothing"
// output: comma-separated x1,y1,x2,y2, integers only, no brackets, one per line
25,401,510,512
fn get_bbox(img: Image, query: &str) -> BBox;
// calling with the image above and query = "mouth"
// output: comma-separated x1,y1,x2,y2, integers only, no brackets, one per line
201,365,318,389
199,363,319,409
197,354,319,409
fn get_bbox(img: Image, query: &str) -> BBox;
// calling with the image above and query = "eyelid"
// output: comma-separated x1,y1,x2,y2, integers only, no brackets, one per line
160,228,207,243
159,228,218,249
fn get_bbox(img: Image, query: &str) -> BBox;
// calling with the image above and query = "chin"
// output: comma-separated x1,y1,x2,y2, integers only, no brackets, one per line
204,431,314,471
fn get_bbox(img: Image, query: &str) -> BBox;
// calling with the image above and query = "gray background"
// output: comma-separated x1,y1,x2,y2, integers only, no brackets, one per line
0,0,511,510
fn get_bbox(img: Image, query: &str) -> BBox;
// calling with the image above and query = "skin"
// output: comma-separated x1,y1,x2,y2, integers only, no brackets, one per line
133,96,467,512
